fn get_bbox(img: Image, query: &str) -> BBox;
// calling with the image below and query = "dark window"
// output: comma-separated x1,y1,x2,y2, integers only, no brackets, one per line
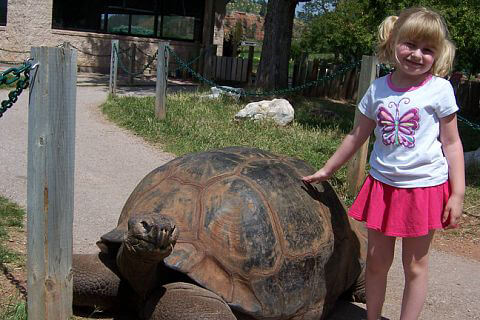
52,0,204,42
0,0,7,26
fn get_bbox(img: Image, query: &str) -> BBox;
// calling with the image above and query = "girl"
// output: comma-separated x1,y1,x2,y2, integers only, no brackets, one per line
302,7,465,320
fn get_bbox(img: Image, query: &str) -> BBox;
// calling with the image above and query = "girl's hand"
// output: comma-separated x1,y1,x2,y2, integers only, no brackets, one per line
442,194,464,229
301,168,332,184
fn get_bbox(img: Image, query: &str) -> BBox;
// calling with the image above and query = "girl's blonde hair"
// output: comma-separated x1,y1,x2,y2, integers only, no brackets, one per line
377,7,455,77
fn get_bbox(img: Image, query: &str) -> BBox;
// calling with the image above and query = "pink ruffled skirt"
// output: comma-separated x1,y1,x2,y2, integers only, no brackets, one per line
348,175,451,237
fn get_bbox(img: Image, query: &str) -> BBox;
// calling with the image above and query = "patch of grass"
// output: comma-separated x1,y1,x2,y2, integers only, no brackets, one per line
101,92,480,211
0,196,25,265
0,296,27,320
102,93,354,200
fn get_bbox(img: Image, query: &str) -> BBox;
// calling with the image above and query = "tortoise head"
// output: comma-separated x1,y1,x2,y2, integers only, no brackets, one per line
122,214,179,263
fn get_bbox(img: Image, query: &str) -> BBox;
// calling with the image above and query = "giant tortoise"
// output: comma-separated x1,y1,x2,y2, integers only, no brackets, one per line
73,146,367,319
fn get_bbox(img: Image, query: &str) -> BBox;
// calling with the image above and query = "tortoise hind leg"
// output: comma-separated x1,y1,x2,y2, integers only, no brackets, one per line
142,282,236,320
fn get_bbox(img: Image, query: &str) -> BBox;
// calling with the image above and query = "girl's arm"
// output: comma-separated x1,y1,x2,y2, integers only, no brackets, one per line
440,113,465,229
302,113,376,183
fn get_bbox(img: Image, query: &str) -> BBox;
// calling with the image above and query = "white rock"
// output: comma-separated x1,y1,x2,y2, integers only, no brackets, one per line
234,99,294,126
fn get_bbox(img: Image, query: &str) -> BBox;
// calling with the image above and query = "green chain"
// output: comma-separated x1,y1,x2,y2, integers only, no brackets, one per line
458,115,480,131
114,45,158,77
0,60,34,118
166,46,360,97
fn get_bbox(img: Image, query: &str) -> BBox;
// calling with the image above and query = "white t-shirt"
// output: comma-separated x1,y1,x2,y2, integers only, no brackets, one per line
358,74,458,188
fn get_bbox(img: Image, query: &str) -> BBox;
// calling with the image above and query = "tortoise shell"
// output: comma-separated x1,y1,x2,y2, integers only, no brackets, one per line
110,146,364,319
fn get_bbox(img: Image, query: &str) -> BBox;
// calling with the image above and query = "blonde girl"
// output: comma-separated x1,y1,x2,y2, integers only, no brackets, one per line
302,7,464,320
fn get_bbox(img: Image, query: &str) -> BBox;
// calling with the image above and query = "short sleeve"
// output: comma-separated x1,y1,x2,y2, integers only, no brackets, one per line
434,80,459,118
357,84,375,120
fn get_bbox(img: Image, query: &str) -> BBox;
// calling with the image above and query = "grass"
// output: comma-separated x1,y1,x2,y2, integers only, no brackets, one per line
0,196,25,265
101,91,480,208
102,92,359,202
0,297,27,320
0,196,26,320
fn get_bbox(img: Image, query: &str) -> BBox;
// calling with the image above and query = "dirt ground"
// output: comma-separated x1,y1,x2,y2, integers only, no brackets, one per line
1,221,479,319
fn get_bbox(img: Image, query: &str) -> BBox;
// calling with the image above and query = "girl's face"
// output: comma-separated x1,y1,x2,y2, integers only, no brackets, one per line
395,39,436,77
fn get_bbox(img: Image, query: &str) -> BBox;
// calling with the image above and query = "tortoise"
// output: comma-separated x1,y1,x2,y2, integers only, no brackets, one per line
72,146,367,319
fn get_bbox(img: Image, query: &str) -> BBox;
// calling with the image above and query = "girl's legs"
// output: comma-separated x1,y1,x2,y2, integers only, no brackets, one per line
366,229,396,320
400,231,435,320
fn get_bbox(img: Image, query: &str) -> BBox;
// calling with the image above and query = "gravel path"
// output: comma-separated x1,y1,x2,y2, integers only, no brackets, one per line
0,80,478,319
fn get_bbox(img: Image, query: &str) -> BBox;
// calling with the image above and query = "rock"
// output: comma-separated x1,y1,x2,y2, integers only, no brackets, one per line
202,86,244,99
464,147,480,171
234,99,294,126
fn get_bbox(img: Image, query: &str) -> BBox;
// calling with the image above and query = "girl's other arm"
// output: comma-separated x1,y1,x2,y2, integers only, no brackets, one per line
302,113,376,183
440,113,465,229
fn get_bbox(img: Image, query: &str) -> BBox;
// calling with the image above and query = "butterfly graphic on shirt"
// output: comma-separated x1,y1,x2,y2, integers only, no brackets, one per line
376,98,419,148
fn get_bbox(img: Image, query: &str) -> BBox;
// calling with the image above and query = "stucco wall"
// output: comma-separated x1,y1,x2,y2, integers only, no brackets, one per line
0,0,224,74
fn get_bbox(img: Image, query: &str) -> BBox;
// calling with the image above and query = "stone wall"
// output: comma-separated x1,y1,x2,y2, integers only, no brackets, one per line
224,11,264,42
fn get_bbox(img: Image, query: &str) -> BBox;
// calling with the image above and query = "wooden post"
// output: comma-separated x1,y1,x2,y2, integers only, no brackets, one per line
109,39,119,96
128,42,136,85
346,55,377,197
27,46,77,319
246,45,255,85
155,41,169,119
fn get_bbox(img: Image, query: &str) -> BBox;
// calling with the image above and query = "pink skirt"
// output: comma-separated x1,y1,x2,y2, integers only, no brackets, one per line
348,175,451,237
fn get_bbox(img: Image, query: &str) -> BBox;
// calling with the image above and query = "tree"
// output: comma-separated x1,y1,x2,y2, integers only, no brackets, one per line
256,0,311,91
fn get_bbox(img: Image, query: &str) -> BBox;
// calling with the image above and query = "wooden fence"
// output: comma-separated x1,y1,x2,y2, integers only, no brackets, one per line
211,56,250,82
453,80,480,118
291,57,361,102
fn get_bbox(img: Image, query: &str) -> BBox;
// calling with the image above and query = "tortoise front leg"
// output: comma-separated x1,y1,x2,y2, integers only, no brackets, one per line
72,253,124,311
142,282,237,320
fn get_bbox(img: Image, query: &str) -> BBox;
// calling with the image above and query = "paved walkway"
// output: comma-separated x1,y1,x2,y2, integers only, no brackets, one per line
0,75,479,319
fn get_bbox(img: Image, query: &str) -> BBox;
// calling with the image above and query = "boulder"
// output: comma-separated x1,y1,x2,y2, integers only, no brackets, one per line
464,147,480,171
234,99,294,126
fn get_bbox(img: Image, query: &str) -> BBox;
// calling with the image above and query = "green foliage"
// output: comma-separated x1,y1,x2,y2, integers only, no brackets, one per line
296,0,480,73
300,0,375,61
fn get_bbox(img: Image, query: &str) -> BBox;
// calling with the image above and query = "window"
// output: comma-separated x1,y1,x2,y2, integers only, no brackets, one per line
0,0,7,26
52,0,204,42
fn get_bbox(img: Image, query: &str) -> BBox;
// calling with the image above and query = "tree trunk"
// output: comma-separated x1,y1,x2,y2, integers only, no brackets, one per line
256,0,298,91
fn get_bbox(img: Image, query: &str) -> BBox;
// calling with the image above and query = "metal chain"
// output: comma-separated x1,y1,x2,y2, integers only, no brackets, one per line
458,115,480,131
0,59,35,118
114,45,158,77
166,46,360,97
1,262,27,300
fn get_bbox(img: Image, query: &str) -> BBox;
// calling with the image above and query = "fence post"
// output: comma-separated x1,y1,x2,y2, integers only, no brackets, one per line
27,46,77,319
155,41,169,119
246,45,255,85
109,39,119,96
129,42,136,85
346,55,377,197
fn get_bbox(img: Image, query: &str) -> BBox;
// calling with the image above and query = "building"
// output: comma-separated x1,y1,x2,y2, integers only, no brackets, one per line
0,0,229,74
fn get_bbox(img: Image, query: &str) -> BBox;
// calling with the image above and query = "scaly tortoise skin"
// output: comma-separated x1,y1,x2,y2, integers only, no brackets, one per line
73,146,367,319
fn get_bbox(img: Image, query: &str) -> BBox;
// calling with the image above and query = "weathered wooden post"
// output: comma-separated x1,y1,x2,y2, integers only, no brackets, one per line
109,39,119,96
129,42,137,85
27,46,77,319
155,41,169,119
346,55,377,197
246,44,255,85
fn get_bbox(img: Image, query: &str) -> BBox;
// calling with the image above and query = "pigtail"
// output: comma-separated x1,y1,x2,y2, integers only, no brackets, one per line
377,16,398,64
432,39,456,77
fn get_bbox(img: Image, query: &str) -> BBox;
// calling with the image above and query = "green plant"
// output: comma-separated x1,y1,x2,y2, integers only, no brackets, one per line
0,297,27,320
